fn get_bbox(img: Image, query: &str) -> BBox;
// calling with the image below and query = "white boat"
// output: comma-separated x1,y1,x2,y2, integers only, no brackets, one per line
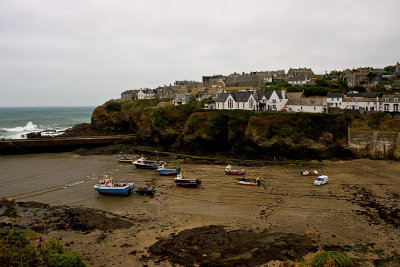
300,170,318,176
133,156,164,169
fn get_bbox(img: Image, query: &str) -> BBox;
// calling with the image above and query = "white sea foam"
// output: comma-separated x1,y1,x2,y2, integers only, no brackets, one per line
0,122,40,139
1,121,39,132
0,122,69,139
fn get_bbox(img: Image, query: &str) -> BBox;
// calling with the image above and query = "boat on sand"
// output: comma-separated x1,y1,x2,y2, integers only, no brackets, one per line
173,173,201,187
116,153,133,163
236,177,261,186
133,156,164,169
225,165,246,175
94,177,135,196
156,165,181,176
300,170,318,176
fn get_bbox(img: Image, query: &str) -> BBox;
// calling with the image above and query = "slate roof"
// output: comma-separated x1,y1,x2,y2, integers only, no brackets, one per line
225,74,262,85
288,76,307,82
257,91,273,99
286,98,325,106
346,92,376,98
216,91,253,102
275,90,288,99
286,92,303,99
380,95,400,102
326,93,344,98
256,90,287,100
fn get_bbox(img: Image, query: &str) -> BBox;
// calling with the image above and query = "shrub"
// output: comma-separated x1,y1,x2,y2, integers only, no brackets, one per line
0,228,86,267
311,251,353,267
104,100,122,112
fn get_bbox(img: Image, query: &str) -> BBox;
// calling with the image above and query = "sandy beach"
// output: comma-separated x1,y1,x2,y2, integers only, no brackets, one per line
0,153,399,266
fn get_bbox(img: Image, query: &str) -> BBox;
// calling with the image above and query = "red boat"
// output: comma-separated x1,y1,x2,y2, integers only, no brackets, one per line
225,165,246,175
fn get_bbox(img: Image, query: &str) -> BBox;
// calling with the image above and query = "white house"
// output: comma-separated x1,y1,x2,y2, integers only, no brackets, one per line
137,89,156,99
288,76,309,85
257,90,288,111
379,95,400,112
341,92,378,111
326,93,344,108
286,98,327,113
215,91,256,110
171,93,192,106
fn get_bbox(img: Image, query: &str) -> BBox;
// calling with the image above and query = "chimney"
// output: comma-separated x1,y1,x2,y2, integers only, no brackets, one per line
281,88,286,99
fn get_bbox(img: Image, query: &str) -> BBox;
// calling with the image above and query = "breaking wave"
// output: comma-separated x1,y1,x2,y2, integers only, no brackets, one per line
0,121,67,139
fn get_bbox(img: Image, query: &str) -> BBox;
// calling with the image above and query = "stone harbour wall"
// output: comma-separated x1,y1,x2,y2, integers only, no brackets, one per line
349,128,400,160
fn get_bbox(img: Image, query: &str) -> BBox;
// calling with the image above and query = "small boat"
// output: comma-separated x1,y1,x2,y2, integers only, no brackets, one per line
156,165,181,176
94,177,135,196
300,170,318,176
236,177,261,186
135,186,155,196
116,153,133,163
133,156,164,169
174,173,201,187
225,165,246,175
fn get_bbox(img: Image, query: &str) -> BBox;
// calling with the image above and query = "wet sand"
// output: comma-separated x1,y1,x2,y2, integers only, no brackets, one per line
0,153,399,266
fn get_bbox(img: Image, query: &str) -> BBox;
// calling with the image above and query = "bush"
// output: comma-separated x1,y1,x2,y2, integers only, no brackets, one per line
312,251,353,267
104,100,122,112
0,228,86,267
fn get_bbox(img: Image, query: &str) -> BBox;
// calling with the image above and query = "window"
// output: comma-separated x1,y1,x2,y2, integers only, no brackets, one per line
394,104,399,112
395,98,399,102
272,99,276,103
249,99,254,109
228,98,233,109
384,104,390,111
385,97,389,102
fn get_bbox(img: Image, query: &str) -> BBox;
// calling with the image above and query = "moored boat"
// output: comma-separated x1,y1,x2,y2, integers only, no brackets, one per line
225,165,246,175
94,177,135,196
173,173,201,187
116,153,133,163
236,177,261,186
156,165,181,176
300,170,318,176
133,156,164,169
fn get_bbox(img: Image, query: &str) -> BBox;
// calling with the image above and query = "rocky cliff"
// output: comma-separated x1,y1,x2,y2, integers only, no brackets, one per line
81,100,357,160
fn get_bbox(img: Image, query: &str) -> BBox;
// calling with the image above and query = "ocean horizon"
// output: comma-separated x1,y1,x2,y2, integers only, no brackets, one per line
0,106,95,139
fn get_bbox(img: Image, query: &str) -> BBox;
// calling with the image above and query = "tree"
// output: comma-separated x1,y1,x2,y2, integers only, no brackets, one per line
367,72,377,85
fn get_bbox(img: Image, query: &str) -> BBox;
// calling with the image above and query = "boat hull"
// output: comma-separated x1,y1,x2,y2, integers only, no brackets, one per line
94,184,135,196
225,169,246,175
157,168,181,175
174,179,201,187
118,159,133,163
133,163,161,169
236,178,260,186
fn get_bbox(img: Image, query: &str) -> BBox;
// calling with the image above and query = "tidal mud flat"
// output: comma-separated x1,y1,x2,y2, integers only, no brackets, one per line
0,153,399,266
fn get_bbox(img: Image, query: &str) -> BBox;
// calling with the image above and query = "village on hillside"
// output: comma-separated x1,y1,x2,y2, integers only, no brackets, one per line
121,62,400,114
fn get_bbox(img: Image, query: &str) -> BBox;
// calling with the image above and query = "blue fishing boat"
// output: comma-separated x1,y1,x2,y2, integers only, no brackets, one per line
94,177,135,196
173,173,201,187
156,165,181,176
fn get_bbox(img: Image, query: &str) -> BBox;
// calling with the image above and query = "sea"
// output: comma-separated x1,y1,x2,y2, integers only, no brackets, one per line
0,106,95,139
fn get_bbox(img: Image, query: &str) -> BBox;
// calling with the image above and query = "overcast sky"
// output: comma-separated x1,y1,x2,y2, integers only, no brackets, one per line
0,0,399,107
